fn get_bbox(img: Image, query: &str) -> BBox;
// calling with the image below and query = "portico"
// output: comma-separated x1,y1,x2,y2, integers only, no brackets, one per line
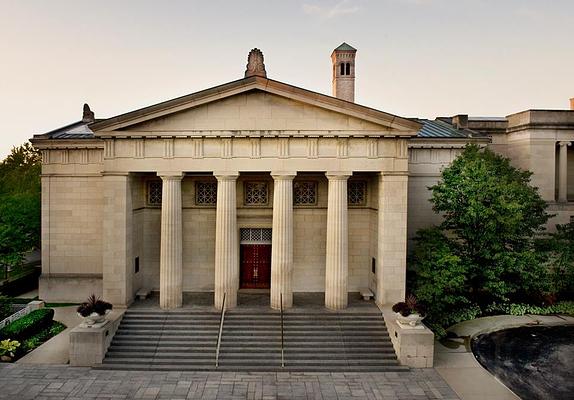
32,47,421,310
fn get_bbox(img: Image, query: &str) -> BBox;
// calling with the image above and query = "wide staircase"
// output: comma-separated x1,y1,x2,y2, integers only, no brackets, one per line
100,308,406,371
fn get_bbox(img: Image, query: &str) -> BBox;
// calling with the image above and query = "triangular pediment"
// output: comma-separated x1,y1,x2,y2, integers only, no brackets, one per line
90,76,421,136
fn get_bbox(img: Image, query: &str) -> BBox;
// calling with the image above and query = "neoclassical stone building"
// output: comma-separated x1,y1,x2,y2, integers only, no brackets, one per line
32,44,574,310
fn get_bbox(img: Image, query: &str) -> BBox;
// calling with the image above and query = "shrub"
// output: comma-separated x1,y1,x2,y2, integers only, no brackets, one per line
536,221,574,299
485,301,574,316
392,294,426,317
0,296,11,320
77,294,112,317
0,339,20,358
0,308,54,341
21,321,66,353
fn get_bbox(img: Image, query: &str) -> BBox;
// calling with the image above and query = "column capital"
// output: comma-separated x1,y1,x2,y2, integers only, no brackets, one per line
271,171,297,180
325,171,352,180
213,171,239,181
157,171,184,180
558,141,572,147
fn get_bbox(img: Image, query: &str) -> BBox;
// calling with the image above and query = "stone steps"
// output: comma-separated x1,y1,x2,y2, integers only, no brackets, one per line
99,308,405,372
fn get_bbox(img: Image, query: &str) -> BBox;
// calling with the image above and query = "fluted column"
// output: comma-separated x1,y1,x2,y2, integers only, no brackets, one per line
325,172,351,310
270,172,296,310
558,141,571,202
214,173,239,310
158,172,184,310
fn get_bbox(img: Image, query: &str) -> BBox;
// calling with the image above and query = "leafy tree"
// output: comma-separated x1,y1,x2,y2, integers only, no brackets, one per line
536,222,574,299
410,145,552,332
0,143,41,270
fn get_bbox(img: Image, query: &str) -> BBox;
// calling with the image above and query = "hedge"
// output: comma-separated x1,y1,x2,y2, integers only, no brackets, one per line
0,308,54,341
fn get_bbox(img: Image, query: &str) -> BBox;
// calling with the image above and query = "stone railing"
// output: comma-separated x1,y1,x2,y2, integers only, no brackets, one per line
0,300,44,330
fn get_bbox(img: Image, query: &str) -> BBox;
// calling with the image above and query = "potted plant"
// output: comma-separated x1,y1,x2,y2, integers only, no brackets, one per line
392,294,426,327
77,295,112,327
0,339,20,362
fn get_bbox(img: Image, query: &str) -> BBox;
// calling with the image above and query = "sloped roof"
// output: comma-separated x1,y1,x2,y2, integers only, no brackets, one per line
416,119,486,138
36,120,98,139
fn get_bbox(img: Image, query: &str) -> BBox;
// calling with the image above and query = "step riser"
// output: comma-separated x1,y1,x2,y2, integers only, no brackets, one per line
104,310,400,372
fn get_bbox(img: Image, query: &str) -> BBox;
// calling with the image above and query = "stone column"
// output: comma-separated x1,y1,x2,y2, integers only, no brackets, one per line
376,172,408,305
558,141,571,202
270,172,296,310
214,173,239,310
324,172,352,310
102,173,133,307
158,172,184,310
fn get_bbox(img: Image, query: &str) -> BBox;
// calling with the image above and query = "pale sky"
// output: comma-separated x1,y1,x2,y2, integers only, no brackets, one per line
0,0,572,158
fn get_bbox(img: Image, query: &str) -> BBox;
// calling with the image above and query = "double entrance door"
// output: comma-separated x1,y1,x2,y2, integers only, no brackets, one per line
239,228,272,289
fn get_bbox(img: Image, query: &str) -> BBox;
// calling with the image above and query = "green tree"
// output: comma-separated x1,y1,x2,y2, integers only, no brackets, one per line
411,145,552,331
536,221,574,299
0,143,41,270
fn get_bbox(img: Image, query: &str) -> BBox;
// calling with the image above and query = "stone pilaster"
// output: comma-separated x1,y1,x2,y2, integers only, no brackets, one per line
214,173,239,310
102,173,133,307
270,172,296,310
558,141,571,202
376,172,408,305
324,172,352,310
158,172,184,310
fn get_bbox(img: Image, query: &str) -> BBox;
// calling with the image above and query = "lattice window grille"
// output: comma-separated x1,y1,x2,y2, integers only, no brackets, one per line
148,181,162,206
195,182,217,205
240,228,272,244
245,182,269,205
348,180,367,206
294,181,317,205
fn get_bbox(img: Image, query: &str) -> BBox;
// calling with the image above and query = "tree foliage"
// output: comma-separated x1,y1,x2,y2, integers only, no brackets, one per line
0,143,41,269
410,145,553,333
536,221,574,299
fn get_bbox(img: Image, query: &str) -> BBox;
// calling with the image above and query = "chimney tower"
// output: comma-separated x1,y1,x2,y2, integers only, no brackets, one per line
570,98,574,110
331,43,356,102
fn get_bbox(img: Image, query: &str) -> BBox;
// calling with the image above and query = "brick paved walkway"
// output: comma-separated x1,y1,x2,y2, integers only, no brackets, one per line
0,364,459,400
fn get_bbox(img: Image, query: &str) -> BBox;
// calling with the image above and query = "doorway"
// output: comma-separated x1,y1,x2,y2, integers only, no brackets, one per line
239,228,272,289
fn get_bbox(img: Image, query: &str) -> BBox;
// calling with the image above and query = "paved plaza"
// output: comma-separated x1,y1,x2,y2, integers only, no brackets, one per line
0,364,459,400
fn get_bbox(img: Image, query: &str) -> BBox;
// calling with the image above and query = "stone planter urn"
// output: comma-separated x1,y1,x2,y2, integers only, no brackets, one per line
396,312,425,328
77,309,111,327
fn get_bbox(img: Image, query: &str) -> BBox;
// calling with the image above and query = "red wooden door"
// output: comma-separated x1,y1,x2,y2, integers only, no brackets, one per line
240,244,272,289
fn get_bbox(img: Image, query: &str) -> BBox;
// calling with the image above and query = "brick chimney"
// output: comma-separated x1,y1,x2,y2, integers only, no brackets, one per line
570,98,574,110
331,43,357,102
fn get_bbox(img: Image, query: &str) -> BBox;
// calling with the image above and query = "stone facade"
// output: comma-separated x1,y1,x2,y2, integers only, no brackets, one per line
31,45,574,310
32,69,419,309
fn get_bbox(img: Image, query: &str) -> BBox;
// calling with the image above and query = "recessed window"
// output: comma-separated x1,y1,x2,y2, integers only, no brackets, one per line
348,180,367,206
346,62,351,75
195,181,217,206
294,181,317,206
245,182,269,205
147,181,162,206
340,63,345,75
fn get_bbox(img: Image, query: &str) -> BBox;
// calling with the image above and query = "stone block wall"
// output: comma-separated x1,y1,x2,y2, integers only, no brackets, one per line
39,174,104,302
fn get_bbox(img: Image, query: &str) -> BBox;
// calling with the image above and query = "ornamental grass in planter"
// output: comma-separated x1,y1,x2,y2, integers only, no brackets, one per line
392,294,427,328
77,295,112,327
